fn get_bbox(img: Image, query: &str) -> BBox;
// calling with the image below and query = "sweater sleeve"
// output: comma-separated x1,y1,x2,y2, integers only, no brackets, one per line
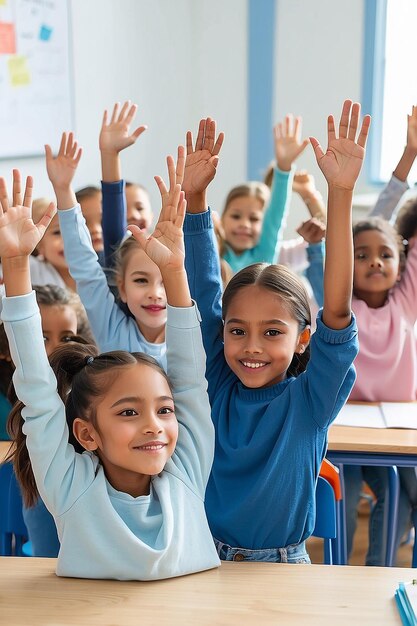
301,311,358,430
253,167,293,264
58,205,140,354
369,175,409,222
184,210,234,402
101,180,127,268
391,241,417,322
1,292,96,516
305,242,324,308
166,304,214,496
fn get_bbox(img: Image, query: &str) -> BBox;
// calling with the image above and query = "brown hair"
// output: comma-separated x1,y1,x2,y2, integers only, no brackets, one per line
6,341,171,507
113,234,142,281
222,263,311,377
75,186,101,203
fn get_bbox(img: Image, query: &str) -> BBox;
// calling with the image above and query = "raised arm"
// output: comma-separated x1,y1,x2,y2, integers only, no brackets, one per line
310,100,371,329
130,151,214,491
296,217,326,308
370,105,417,221
99,101,147,266
293,171,326,222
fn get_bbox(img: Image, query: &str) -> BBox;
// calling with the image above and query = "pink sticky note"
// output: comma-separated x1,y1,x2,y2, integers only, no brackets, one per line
0,22,16,55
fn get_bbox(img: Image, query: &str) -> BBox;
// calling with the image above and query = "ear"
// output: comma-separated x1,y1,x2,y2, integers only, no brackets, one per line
73,418,100,452
295,327,311,354
117,276,127,303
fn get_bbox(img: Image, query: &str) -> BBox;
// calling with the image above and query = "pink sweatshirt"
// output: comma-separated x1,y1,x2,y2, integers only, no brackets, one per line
350,244,417,402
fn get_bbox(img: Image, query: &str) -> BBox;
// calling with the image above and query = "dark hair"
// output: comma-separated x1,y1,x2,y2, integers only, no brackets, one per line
222,263,311,377
125,181,150,198
395,197,417,250
352,216,405,270
75,186,101,203
6,340,171,507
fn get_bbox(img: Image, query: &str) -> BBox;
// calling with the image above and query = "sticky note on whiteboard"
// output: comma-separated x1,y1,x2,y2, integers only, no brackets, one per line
0,22,16,54
8,55,31,87
0,0,8,6
39,24,52,41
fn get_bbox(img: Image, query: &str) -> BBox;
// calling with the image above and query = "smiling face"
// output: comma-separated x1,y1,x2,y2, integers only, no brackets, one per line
40,303,78,356
37,214,68,271
353,228,400,306
223,284,309,388
221,196,265,254
74,362,178,497
126,185,154,232
117,245,167,343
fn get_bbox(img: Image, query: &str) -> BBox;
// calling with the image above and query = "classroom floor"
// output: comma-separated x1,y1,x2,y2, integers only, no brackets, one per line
306,498,414,567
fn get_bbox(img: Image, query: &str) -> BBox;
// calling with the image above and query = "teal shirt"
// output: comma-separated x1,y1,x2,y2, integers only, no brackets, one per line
223,167,293,272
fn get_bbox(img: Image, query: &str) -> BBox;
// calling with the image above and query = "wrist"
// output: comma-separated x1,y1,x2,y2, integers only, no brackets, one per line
184,191,207,214
2,256,31,297
276,160,291,172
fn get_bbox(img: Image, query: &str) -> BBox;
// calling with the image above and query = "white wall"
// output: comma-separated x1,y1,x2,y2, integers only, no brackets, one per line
0,0,375,233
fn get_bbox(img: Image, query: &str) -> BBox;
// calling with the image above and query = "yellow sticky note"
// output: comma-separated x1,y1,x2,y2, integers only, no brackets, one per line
8,55,30,87
0,0,8,6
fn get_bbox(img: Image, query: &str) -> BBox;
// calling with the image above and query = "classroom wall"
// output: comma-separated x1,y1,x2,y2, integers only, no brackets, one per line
0,0,375,234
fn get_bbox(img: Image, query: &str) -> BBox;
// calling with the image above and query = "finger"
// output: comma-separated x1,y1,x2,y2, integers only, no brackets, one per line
23,175,33,208
357,114,371,148
203,117,214,152
36,201,56,233
338,99,352,138
74,147,83,167
309,137,325,161
195,119,205,151
67,132,74,155
69,139,78,159
118,100,130,122
0,178,9,214
285,114,292,136
127,224,148,251
212,131,225,156
209,155,219,169
58,132,67,156
348,102,360,141
102,109,108,128
175,192,187,229
12,169,22,206
169,183,182,223
110,102,120,124
167,155,176,192
328,115,336,143
131,125,147,142
294,116,302,141
44,144,53,162
125,103,138,126
186,131,193,155
176,145,186,185
275,123,283,140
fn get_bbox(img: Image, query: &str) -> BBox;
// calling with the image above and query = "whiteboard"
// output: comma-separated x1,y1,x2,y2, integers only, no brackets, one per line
0,0,72,158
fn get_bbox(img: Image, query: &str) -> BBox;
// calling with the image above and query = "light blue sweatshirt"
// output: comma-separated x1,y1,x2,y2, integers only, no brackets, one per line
2,292,219,580
58,205,166,368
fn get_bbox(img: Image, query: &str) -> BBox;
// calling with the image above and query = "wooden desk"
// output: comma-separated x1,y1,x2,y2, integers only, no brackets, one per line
328,425,417,456
0,558,409,625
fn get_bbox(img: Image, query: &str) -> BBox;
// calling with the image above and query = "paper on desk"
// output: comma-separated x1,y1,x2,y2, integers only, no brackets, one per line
334,403,417,429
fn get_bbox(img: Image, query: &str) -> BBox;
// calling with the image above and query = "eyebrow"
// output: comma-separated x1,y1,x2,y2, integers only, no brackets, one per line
355,245,395,251
226,318,289,327
130,271,150,277
110,396,174,408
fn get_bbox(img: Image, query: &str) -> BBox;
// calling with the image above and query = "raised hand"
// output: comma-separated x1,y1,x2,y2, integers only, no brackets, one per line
99,101,147,154
406,105,417,154
310,100,371,190
129,146,186,273
182,117,224,198
274,115,309,171
292,171,318,199
296,217,326,244
0,172,55,259
45,132,82,190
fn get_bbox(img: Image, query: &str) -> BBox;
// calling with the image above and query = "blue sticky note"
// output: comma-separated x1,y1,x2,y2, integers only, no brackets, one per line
39,24,52,41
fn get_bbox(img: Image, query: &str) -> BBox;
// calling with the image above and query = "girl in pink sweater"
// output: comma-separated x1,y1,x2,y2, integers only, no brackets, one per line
345,216,417,565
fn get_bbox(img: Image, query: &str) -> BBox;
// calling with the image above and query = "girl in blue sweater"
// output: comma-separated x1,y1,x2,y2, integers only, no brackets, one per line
183,101,370,562
0,160,219,580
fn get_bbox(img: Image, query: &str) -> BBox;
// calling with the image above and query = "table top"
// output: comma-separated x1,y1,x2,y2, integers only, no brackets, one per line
328,424,417,455
0,558,409,625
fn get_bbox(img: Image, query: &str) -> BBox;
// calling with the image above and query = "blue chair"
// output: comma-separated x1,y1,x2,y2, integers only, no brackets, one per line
0,462,29,556
313,475,338,564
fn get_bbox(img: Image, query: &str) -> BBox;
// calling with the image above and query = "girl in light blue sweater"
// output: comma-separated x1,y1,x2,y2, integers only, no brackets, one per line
1,160,219,580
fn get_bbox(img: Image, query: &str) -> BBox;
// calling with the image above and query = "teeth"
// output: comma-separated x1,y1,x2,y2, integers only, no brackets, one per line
242,361,266,369
139,445,164,450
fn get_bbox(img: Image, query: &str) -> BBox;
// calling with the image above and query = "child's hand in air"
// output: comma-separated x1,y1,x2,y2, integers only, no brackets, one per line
45,132,82,191
274,115,309,172
99,101,147,155
310,100,371,190
129,146,187,274
296,217,326,244
292,171,318,200
182,118,224,209
406,105,417,155
0,170,55,259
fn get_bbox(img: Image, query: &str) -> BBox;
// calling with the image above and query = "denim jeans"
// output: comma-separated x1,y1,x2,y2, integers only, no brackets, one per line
344,465,411,566
214,539,311,564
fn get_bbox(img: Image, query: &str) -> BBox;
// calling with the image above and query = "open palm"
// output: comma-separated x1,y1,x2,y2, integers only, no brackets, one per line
182,118,224,195
0,204,55,258
311,100,371,190
45,132,82,189
99,101,146,153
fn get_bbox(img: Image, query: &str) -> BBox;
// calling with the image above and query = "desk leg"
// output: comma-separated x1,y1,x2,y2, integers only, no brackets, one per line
386,466,399,567
336,463,348,565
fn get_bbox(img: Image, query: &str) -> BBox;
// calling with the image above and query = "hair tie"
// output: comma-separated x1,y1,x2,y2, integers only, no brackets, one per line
85,356,94,366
